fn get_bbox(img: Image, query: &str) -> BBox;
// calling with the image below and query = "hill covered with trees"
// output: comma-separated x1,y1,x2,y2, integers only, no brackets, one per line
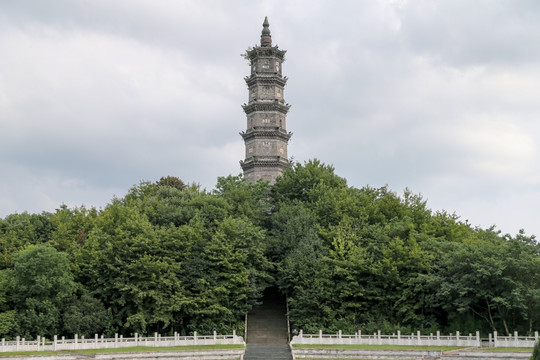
0,160,538,339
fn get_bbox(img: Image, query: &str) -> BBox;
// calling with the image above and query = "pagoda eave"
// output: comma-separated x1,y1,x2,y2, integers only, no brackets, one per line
240,129,292,141
240,157,290,171
242,102,291,115
245,76,288,87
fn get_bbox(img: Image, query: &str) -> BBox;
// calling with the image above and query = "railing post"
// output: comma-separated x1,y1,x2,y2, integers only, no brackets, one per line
514,331,518,347
397,330,401,343
194,331,197,345
74,334,78,346
535,331,539,341
476,331,480,346
115,333,118,348
53,335,57,351
489,333,492,347
214,331,217,342
299,330,303,339
95,333,98,347
154,332,158,346
319,329,322,342
456,331,460,346
16,336,20,352
36,336,40,351
134,333,138,346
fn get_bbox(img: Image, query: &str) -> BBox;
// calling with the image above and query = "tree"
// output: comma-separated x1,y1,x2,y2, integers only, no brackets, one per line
214,175,271,224
502,231,540,334
76,202,185,335
49,206,99,255
427,231,519,334
12,245,75,338
0,270,15,337
278,233,334,333
156,176,186,190
266,203,319,262
272,159,347,204
0,212,53,268
63,293,110,337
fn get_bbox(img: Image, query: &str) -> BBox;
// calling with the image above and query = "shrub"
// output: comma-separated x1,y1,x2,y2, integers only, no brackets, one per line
532,340,540,360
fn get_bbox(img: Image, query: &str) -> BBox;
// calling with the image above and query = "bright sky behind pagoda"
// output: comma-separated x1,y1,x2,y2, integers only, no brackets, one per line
1,0,540,237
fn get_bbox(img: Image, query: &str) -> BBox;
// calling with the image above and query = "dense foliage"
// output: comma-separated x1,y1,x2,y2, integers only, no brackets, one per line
0,164,538,340
533,340,540,360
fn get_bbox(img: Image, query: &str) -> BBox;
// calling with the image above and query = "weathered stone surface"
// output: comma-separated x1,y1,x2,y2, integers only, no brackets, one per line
240,17,291,184
0,349,245,360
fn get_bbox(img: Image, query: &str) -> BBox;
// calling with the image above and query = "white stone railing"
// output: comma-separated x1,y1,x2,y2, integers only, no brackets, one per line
491,331,539,348
291,330,539,348
0,331,245,352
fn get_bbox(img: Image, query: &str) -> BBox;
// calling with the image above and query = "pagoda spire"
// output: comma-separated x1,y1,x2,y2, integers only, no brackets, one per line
260,16,272,47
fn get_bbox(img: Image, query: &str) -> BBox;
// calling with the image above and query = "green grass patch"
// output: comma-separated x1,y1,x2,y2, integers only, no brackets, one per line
475,347,533,352
0,351,61,356
0,344,244,357
292,344,464,351
69,344,244,354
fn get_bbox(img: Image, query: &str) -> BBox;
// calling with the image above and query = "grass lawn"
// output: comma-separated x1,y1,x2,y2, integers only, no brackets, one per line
0,351,60,356
292,344,464,351
0,344,245,357
474,347,533,352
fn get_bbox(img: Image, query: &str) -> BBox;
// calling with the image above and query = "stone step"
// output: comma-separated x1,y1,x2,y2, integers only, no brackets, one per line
246,288,289,346
244,345,292,360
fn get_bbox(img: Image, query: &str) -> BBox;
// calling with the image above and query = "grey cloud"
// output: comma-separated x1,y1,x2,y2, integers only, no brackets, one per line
1,0,539,237
398,0,540,66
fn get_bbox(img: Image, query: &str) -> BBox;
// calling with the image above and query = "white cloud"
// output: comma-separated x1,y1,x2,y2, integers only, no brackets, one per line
0,0,539,237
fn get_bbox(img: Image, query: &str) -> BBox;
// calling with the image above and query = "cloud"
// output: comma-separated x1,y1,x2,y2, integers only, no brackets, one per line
397,0,540,66
0,0,539,237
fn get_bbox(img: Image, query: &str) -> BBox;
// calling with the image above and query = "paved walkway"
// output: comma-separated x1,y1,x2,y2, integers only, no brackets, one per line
244,289,291,360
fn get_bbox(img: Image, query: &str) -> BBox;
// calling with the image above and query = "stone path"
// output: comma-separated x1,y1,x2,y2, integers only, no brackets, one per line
244,289,292,360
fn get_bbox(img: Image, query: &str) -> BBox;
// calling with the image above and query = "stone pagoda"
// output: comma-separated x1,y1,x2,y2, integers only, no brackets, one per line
240,17,292,184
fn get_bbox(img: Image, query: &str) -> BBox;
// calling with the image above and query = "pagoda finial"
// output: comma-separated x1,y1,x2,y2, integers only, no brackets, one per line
260,16,272,47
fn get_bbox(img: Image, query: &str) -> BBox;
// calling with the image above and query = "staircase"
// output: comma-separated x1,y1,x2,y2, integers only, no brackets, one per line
244,289,292,360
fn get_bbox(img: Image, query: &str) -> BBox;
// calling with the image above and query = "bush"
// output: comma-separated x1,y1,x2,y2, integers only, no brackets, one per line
532,340,540,360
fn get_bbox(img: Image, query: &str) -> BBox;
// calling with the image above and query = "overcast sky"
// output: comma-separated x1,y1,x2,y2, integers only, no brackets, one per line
1,0,539,237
